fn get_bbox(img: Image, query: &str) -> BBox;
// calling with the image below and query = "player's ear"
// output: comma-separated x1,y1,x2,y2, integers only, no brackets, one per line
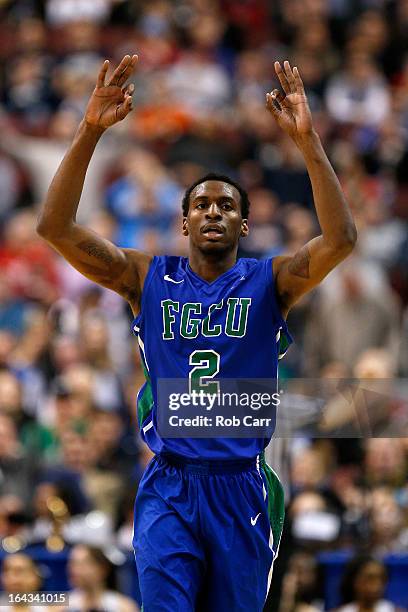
240,219,249,237
182,217,189,236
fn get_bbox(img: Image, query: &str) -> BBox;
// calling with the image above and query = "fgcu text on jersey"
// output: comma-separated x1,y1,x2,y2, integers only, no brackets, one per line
131,256,292,460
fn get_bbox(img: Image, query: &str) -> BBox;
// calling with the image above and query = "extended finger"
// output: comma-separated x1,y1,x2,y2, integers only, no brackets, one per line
109,54,132,86
293,66,305,94
283,60,296,93
274,61,291,96
97,60,109,88
109,54,130,86
116,54,138,87
112,54,138,87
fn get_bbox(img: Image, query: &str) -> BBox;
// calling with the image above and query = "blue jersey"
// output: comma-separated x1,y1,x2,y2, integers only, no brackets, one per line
131,255,292,460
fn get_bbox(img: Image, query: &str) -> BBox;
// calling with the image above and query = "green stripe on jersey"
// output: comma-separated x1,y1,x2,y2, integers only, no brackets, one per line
137,365,154,426
278,332,291,361
260,452,285,551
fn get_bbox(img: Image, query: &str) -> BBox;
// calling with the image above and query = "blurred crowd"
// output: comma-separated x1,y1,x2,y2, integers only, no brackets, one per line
0,0,407,610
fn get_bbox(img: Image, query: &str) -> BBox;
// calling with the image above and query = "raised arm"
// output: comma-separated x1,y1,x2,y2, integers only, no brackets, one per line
36,54,152,315
266,61,357,318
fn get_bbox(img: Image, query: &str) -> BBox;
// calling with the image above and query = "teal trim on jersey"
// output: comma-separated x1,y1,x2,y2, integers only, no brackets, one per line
260,452,285,552
137,365,154,427
278,331,291,361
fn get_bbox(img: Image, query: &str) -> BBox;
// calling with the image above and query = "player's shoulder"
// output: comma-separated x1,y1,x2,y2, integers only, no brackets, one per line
140,255,188,287
239,256,267,273
152,254,188,274
239,256,260,266
271,254,292,278
122,248,154,279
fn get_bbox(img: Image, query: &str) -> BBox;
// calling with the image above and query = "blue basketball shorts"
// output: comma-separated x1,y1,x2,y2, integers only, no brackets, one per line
132,452,285,612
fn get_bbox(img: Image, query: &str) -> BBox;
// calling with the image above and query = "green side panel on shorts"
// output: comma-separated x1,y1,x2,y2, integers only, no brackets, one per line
260,452,285,550
137,365,154,426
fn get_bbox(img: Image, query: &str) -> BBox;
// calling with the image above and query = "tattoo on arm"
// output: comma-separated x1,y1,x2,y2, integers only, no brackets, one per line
77,240,114,266
288,246,311,279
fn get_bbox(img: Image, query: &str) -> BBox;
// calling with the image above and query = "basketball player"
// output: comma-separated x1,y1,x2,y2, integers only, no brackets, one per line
37,55,357,611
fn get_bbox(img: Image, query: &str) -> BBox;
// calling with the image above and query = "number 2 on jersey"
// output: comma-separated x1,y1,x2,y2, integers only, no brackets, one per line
189,350,220,395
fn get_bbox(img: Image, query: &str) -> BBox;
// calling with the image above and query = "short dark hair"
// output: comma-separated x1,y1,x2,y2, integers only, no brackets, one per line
182,173,250,218
72,545,117,590
340,555,386,604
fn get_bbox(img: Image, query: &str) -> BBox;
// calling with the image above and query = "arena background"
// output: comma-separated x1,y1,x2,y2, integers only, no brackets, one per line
0,0,407,610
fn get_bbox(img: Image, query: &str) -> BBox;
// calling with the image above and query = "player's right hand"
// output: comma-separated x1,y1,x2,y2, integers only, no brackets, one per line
266,61,314,143
84,54,138,130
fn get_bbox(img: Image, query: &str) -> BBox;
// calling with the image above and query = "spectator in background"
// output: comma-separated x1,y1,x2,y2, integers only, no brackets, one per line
325,50,390,127
239,187,282,258
234,49,273,107
0,494,29,547
134,0,177,70
44,1,116,25
288,490,341,550
129,73,192,143
279,551,323,612
28,477,114,549
0,210,59,305
318,349,399,438
0,413,39,507
351,11,389,67
280,205,317,255
66,544,139,612
292,16,338,86
0,553,44,612
0,273,30,338
42,418,126,520
5,308,50,418
54,55,103,118
334,555,407,612
290,443,333,494
259,137,315,209
302,259,400,376
42,373,91,447
0,369,51,457
1,113,119,221
1,17,56,134
105,147,182,250
364,439,406,489
165,36,231,118
79,313,127,414
89,407,138,475
356,186,406,272
368,487,408,556
0,152,33,221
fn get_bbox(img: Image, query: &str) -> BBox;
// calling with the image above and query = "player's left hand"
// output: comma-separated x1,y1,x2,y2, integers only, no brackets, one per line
266,61,314,141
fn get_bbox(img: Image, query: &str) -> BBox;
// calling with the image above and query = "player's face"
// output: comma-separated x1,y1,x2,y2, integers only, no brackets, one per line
183,181,248,253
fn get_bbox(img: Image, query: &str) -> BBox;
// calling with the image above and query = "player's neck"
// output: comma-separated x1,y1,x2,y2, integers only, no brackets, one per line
188,249,238,283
